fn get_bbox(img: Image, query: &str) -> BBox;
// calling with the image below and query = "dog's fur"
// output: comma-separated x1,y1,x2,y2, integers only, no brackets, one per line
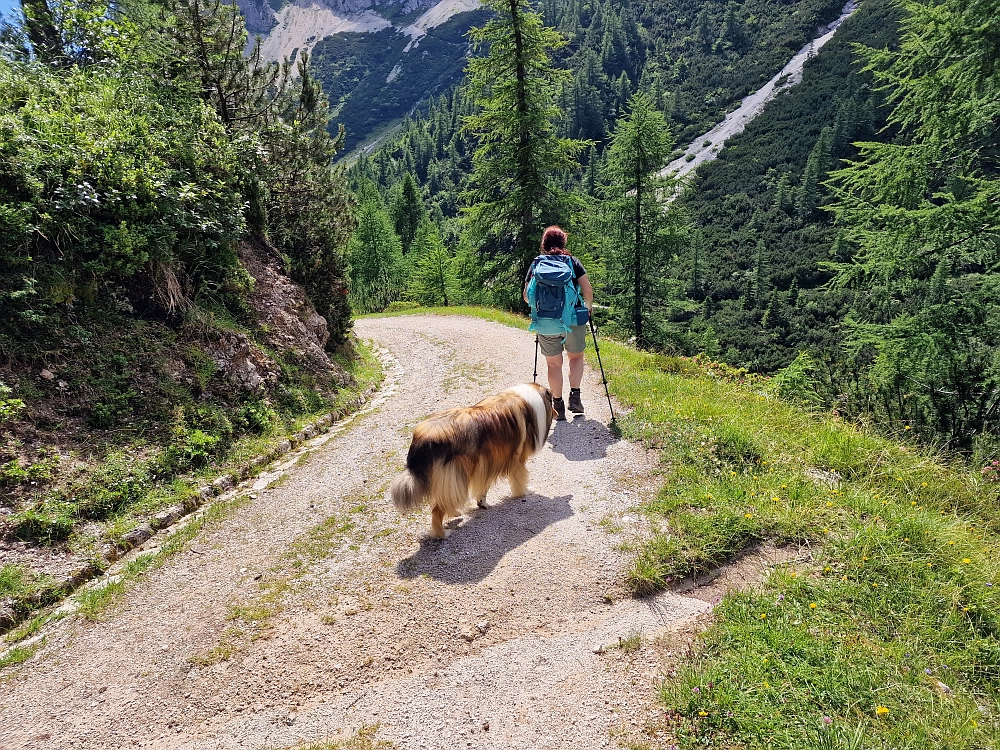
390,383,555,539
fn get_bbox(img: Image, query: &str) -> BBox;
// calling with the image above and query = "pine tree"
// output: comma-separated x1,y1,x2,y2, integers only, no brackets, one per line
601,92,680,345
391,173,427,255
409,221,459,307
263,52,355,347
751,238,767,309
347,198,404,314
462,0,587,305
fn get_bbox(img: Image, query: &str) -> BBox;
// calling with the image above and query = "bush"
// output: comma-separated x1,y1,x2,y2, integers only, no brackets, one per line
771,351,823,406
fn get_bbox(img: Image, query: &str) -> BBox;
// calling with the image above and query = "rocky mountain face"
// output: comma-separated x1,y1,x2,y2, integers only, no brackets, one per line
238,0,484,152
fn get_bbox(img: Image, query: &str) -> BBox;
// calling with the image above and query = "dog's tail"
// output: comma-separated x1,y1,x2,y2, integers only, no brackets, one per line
390,468,427,513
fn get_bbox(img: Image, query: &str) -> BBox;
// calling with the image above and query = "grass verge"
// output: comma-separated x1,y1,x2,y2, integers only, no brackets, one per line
0,340,383,638
357,304,529,331
595,341,1000,749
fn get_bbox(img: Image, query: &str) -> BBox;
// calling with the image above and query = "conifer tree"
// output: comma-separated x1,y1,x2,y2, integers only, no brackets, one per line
347,197,404,314
391,173,427,255
409,222,459,307
828,0,1000,446
601,92,680,345
462,0,587,304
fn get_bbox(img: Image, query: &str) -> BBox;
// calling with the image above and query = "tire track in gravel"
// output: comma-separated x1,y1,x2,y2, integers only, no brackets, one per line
0,315,710,750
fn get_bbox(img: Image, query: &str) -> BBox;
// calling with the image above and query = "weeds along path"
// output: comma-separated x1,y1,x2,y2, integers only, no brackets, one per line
0,314,709,750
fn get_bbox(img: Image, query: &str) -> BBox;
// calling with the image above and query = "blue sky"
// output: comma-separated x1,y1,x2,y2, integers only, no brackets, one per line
0,0,17,18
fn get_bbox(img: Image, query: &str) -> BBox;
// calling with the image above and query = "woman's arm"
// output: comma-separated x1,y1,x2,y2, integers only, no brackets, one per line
578,274,594,309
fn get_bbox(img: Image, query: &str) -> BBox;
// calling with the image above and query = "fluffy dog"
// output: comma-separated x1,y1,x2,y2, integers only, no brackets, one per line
390,383,555,539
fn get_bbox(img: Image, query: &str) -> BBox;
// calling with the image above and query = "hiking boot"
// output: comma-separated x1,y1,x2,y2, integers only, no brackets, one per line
553,397,566,421
568,388,584,414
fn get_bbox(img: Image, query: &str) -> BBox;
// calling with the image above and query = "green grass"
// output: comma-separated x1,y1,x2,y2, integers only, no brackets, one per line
592,340,1000,749
357,304,529,331
0,565,64,633
277,725,397,749
0,642,40,671
369,308,1000,749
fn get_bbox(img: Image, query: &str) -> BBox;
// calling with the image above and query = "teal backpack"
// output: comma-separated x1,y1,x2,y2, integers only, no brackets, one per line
526,254,583,336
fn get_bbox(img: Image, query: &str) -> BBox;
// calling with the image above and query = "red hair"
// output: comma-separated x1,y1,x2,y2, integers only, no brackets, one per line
540,226,568,254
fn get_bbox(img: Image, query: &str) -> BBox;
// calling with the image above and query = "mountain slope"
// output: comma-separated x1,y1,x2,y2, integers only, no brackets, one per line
239,0,486,151
669,0,902,372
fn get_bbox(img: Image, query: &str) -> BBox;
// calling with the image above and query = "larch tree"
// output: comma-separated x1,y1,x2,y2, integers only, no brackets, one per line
827,0,1000,447
462,0,587,307
408,221,459,307
601,92,681,346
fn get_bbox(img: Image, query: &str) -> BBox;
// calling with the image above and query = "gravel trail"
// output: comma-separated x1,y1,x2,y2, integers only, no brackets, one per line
0,315,709,750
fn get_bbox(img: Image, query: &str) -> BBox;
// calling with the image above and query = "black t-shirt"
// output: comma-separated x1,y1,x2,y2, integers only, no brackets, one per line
524,253,587,284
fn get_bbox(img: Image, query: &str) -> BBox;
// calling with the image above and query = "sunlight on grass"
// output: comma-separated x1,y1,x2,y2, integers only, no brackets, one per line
594,338,1000,750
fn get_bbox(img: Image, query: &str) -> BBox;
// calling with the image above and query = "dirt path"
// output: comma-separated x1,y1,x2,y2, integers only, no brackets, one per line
0,315,710,750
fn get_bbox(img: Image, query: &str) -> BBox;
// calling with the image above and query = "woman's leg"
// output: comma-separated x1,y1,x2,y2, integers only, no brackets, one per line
567,351,584,389
546,353,565,398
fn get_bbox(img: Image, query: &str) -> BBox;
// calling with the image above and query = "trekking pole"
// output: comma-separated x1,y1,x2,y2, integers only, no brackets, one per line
588,317,616,424
532,335,539,384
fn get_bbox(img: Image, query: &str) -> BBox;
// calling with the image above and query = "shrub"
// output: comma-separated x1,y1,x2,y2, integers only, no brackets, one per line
771,351,823,406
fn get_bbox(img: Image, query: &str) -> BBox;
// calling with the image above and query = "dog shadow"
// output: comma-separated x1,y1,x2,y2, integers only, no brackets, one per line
395,494,574,584
547,415,619,461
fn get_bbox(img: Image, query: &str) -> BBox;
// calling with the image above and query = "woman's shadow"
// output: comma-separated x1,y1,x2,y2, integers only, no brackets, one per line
547,414,618,461
395,493,574,584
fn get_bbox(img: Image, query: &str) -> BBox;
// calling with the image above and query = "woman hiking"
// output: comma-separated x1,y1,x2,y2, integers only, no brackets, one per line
523,225,594,421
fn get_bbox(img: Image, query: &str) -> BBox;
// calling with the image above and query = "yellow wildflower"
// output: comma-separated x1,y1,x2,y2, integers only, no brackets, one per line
810,602,817,609
876,706,889,716
963,558,971,564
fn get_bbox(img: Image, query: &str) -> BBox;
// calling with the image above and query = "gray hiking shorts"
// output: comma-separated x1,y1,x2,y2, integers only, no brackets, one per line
538,325,587,357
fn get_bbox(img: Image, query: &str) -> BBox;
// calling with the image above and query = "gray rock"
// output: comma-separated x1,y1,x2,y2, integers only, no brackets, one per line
0,603,17,627
212,475,234,492
121,524,154,549
152,507,183,530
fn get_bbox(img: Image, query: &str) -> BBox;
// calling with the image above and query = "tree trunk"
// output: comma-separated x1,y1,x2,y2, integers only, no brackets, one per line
509,0,534,267
634,164,643,345
20,0,62,64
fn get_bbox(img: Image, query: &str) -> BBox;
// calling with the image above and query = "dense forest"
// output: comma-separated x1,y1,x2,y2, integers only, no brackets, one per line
348,0,998,457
